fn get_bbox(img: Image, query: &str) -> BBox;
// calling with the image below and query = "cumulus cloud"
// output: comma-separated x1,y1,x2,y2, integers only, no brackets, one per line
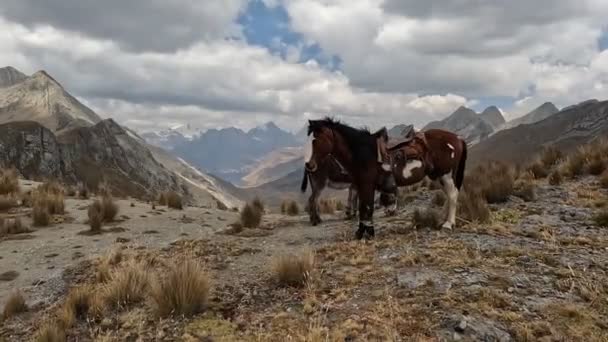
0,0,248,52
283,0,608,102
1,0,607,134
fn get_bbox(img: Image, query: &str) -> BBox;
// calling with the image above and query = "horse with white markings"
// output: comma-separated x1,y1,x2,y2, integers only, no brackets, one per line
384,128,467,230
304,117,396,239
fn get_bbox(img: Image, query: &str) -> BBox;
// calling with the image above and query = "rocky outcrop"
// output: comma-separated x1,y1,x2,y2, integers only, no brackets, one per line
0,119,184,200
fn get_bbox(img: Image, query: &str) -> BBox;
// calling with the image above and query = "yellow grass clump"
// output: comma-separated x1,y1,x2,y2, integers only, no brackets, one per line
152,259,210,317
102,261,150,309
158,191,183,210
32,204,51,227
240,202,263,228
34,322,66,342
101,195,118,222
2,290,27,320
272,249,315,287
88,200,104,233
0,168,19,195
58,286,103,328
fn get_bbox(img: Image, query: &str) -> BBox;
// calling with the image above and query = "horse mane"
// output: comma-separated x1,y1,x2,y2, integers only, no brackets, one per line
308,116,378,166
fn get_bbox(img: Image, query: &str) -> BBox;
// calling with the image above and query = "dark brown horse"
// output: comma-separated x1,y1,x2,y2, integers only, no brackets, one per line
300,157,359,225
304,117,396,239
385,128,467,229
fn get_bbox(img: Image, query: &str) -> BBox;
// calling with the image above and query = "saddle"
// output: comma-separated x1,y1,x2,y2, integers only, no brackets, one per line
387,130,435,175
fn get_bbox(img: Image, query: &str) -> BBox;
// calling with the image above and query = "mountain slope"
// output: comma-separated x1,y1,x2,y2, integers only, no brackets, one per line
0,119,183,199
423,106,494,143
0,66,241,206
470,100,608,166
241,147,304,188
0,70,102,133
170,122,300,184
506,102,559,128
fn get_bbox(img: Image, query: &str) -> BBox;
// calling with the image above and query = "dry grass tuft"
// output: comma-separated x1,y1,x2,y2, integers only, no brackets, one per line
411,208,441,229
466,162,515,204
32,203,51,227
102,261,150,309
101,195,118,222
38,181,64,196
240,202,263,228
252,196,265,213
598,170,608,189
0,217,27,237
158,191,183,210
272,249,315,287
431,191,446,207
0,195,18,211
593,210,608,228
540,146,563,167
286,201,300,216
319,199,336,214
562,153,586,178
59,286,103,328
586,156,606,175
514,179,537,202
32,191,65,216
2,291,27,320
34,322,66,342
0,168,19,195
88,200,104,233
549,170,563,186
152,259,210,317
458,189,491,223
526,159,549,179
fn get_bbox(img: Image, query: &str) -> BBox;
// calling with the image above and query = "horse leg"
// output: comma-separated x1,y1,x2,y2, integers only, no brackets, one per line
356,183,375,240
440,172,458,230
346,186,358,220
308,179,323,226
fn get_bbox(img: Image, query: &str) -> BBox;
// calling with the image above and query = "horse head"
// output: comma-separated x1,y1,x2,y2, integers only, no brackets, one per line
304,119,336,172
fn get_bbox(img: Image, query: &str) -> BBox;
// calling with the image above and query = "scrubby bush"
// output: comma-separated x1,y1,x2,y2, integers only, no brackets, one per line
458,189,491,224
32,204,51,227
514,179,537,202
158,191,183,210
549,170,563,186
0,168,19,195
252,196,264,213
88,200,104,233
2,290,27,320
240,203,262,228
0,217,27,237
152,259,209,317
540,146,563,167
411,208,442,229
286,201,300,216
272,249,314,287
526,159,549,179
101,195,118,221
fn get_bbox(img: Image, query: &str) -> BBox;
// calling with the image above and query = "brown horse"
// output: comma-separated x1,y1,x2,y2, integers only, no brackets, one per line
304,117,396,239
300,156,359,225
385,128,467,229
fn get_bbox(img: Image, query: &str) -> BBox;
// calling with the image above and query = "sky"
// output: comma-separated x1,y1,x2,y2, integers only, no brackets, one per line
1,0,607,133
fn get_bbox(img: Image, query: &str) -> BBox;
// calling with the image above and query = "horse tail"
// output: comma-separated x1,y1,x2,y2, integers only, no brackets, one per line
455,138,467,190
300,168,309,193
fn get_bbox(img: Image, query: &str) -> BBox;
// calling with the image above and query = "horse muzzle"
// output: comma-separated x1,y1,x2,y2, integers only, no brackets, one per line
305,161,317,172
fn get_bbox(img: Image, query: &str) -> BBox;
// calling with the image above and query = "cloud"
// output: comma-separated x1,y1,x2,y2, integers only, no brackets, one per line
0,17,466,132
0,0,248,52
282,0,608,101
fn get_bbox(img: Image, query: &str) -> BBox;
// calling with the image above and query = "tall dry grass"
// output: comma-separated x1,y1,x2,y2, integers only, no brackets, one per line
152,259,210,317
0,168,19,195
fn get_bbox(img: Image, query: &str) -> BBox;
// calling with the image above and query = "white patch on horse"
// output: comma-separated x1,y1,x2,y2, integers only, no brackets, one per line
402,160,423,180
447,143,455,159
304,135,314,163
327,181,351,190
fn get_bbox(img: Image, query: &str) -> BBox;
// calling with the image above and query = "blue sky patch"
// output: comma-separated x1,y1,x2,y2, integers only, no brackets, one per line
238,0,340,69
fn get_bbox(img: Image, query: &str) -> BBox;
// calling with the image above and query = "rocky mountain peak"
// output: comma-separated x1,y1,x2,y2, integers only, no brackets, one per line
0,66,27,88
480,106,506,130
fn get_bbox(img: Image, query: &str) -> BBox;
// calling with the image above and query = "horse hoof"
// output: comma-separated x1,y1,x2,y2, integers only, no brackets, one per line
355,229,365,240
441,222,454,230
366,226,375,238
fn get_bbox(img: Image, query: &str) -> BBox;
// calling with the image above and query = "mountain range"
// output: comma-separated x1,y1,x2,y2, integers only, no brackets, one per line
0,66,241,208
